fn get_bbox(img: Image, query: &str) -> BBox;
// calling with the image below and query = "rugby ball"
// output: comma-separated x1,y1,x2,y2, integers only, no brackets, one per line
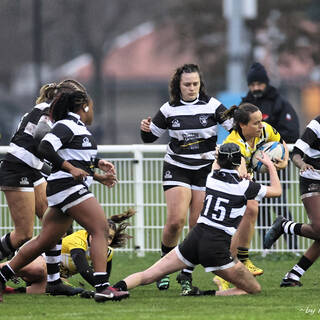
251,142,285,174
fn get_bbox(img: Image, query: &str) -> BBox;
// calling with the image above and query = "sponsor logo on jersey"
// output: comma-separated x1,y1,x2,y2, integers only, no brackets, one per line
82,137,92,147
199,115,209,127
172,119,180,128
164,170,172,179
19,177,29,185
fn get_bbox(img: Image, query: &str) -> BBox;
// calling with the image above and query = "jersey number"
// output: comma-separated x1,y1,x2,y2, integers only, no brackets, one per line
203,195,230,221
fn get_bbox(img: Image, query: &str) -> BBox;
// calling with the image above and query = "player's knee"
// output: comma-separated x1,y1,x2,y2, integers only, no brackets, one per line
167,219,185,234
248,281,261,294
14,232,32,247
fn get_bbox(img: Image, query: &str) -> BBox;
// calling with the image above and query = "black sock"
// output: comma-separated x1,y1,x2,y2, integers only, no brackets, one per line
0,233,15,260
237,247,249,262
282,221,303,235
289,255,313,280
161,243,175,257
180,267,194,279
0,264,15,284
113,280,128,291
45,239,62,286
94,272,109,293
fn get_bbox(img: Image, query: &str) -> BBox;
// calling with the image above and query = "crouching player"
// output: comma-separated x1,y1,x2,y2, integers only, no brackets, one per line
0,209,135,298
113,143,282,296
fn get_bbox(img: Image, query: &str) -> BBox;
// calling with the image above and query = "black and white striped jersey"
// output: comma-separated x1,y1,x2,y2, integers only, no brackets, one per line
42,112,98,197
294,115,320,180
4,102,50,170
197,169,266,236
150,94,233,170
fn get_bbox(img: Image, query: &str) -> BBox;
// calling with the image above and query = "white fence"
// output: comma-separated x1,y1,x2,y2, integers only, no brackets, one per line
0,145,310,255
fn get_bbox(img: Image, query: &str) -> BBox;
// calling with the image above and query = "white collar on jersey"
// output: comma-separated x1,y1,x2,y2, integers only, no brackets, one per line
219,168,240,176
67,112,85,126
180,94,200,105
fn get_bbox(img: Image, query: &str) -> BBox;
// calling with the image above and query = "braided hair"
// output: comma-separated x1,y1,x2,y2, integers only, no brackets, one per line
50,91,89,122
36,79,87,104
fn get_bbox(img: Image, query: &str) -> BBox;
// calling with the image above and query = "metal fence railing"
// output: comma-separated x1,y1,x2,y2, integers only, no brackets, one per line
0,144,309,256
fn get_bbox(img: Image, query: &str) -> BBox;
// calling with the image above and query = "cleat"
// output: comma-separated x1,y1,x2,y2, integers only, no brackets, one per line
80,290,95,299
46,282,84,296
264,216,287,249
280,273,302,287
176,272,193,296
156,275,170,290
213,276,230,291
243,259,264,276
94,286,129,302
181,286,202,296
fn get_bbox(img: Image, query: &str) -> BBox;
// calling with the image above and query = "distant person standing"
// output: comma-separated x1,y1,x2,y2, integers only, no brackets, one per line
241,62,300,249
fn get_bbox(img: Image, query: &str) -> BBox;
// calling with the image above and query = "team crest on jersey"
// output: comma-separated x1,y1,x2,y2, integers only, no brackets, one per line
164,170,172,179
199,115,209,127
82,137,92,147
19,177,29,185
78,188,87,195
172,119,180,128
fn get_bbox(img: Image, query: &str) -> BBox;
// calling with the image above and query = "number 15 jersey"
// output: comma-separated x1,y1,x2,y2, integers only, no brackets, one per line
197,169,267,236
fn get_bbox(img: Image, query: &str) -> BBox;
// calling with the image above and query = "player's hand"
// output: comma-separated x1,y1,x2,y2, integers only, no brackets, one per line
274,157,288,170
256,151,274,168
140,117,152,132
69,167,89,182
94,172,118,187
300,163,314,173
98,160,116,175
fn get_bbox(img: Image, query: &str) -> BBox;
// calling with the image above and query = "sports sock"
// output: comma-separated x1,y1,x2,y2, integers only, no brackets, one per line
0,264,15,284
237,247,249,262
94,272,110,293
45,239,62,286
0,233,15,260
113,280,128,291
180,267,194,279
287,255,313,281
161,243,175,257
282,221,302,235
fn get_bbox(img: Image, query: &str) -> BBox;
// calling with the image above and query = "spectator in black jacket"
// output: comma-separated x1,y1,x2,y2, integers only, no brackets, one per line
242,62,299,250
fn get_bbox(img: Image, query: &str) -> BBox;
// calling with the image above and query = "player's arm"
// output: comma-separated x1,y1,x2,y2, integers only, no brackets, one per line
70,248,95,287
256,151,282,197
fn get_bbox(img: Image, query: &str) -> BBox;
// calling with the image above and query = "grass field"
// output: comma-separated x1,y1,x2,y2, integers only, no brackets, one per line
1,252,320,320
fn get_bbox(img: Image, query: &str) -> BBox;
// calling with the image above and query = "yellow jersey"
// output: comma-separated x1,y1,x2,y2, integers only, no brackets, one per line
223,122,281,171
60,229,113,278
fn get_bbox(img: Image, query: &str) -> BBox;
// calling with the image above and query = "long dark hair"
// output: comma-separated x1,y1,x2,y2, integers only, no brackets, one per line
108,208,136,248
50,91,89,122
222,103,259,132
169,63,207,105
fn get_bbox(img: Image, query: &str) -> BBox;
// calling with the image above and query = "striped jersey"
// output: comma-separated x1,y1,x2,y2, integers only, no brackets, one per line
4,102,50,170
60,229,113,277
294,115,320,180
42,112,98,196
150,94,233,170
197,169,266,235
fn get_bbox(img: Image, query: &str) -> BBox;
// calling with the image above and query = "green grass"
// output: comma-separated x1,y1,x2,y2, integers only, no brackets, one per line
1,253,320,320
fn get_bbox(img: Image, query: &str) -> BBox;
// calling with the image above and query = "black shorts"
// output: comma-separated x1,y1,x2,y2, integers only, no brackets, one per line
0,160,45,191
176,223,235,272
300,176,320,199
163,161,211,191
